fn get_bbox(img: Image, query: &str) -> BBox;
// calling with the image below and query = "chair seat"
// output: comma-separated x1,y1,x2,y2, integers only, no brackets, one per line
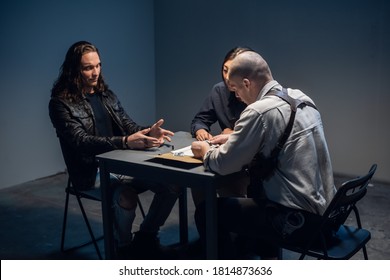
286,225,371,260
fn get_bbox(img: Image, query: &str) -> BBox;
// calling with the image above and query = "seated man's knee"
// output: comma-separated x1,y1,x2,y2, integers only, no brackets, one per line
118,188,138,210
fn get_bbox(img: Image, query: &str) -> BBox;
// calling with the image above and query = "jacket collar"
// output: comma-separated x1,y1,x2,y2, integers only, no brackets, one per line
256,80,281,101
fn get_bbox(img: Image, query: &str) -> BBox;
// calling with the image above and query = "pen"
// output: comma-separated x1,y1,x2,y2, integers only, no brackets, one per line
161,143,175,150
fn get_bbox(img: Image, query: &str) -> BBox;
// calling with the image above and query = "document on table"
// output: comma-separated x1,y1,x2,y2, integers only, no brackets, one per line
170,145,194,157
155,145,203,164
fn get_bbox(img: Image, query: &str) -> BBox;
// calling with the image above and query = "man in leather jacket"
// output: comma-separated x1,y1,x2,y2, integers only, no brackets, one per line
49,41,178,259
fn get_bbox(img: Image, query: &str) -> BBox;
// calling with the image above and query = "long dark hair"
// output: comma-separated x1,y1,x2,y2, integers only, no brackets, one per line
51,41,108,101
221,46,253,81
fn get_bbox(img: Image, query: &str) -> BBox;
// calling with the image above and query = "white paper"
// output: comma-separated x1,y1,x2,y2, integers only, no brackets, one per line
170,145,194,157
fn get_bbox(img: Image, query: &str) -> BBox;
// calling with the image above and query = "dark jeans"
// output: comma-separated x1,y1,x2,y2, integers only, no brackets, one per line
195,197,323,259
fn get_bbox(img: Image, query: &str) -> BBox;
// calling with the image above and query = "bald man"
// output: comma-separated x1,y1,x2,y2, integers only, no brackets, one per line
191,51,336,259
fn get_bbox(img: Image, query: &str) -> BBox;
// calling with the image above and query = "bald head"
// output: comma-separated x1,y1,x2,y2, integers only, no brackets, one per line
226,51,274,104
228,51,273,86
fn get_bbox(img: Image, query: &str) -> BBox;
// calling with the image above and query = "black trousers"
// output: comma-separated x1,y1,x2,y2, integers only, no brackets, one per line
195,197,323,259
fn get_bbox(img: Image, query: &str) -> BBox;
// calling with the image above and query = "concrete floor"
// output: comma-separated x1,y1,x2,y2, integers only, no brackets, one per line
0,171,389,260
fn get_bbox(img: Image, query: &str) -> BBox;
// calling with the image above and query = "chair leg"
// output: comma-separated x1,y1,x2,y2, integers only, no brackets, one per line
61,177,103,259
61,190,103,259
277,247,283,260
137,196,146,219
178,187,188,245
60,190,70,252
363,245,369,260
75,195,103,260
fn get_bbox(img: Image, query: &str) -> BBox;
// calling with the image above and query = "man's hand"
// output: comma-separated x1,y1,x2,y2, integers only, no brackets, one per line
126,128,162,149
195,129,212,141
149,119,174,144
209,133,229,145
191,141,211,159
221,128,234,134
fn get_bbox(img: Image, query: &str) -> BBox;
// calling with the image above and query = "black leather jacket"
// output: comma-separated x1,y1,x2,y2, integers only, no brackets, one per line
49,90,147,190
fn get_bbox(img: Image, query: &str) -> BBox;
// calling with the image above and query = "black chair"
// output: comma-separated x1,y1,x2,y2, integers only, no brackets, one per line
61,176,146,259
281,164,377,260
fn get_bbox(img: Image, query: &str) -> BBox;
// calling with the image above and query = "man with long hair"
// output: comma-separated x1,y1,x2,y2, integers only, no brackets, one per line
49,41,178,259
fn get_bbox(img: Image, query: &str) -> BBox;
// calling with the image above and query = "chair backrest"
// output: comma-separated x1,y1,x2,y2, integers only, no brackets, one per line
322,164,377,232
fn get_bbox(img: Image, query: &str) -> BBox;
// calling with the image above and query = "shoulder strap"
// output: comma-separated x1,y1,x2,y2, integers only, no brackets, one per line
267,88,317,112
246,88,318,190
266,88,317,158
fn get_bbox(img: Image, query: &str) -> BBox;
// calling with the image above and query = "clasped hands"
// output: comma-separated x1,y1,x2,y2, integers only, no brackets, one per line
125,119,174,149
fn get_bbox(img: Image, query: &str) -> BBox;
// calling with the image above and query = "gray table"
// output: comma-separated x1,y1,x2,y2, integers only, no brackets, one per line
97,131,218,259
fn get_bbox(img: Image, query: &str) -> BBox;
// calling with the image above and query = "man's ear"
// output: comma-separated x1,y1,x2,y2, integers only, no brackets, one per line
243,78,251,89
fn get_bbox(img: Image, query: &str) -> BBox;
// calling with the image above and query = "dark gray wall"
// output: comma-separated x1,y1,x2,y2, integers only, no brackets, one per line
0,0,155,189
0,0,389,189
155,0,390,182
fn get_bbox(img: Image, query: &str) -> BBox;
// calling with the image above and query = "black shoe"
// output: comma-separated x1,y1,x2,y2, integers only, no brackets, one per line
131,231,178,259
